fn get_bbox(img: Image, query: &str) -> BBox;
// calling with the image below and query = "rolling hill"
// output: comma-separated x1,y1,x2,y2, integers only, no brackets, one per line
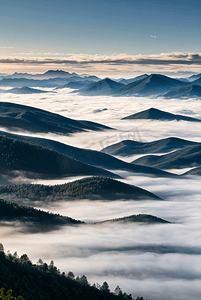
101,137,199,156
0,177,161,202
0,130,178,178
122,107,201,122
0,102,112,134
132,144,201,170
164,84,201,98
0,135,119,179
99,214,170,224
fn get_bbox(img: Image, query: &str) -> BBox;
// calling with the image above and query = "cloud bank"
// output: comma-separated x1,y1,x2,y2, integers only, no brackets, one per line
0,52,201,76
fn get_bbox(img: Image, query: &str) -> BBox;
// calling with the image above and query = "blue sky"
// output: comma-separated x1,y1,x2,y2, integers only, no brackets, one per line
0,0,200,75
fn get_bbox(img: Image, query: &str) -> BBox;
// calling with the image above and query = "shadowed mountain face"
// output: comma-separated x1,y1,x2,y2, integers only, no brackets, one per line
78,78,125,95
182,167,201,176
0,102,112,134
101,137,199,157
0,130,178,178
0,135,119,179
0,86,48,94
111,74,188,96
0,177,161,202
132,144,201,170
164,85,201,98
122,107,201,122
77,74,188,97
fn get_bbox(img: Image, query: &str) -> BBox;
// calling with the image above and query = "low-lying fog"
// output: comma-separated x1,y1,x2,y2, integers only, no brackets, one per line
0,89,201,300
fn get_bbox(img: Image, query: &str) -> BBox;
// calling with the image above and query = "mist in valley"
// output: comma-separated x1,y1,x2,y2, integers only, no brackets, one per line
0,89,201,300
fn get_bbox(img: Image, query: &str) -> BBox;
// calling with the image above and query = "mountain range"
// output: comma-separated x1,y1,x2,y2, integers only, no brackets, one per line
122,108,201,122
0,129,178,178
132,144,201,170
164,84,201,98
101,137,199,157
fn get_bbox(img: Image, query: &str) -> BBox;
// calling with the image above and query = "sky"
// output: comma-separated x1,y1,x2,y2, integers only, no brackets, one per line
0,0,201,76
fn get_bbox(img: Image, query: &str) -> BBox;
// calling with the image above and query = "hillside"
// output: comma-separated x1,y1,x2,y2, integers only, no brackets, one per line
101,137,199,156
78,78,124,95
0,135,119,179
0,199,83,232
132,144,201,170
0,131,177,178
0,177,161,202
0,249,140,300
0,102,112,135
164,84,201,98
122,107,201,122
99,214,170,224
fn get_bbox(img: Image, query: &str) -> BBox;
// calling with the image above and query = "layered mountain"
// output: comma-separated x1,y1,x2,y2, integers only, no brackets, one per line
0,135,118,179
118,74,148,85
183,167,201,176
0,86,48,94
0,102,112,134
111,74,188,96
132,144,201,170
188,73,201,82
101,137,199,157
0,177,161,202
122,107,201,122
164,85,201,98
0,77,71,87
191,76,201,85
60,80,93,89
0,130,178,178
78,78,124,95
0,199,83,232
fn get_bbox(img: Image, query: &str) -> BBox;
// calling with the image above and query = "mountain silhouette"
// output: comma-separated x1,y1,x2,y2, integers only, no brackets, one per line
0,102,112,134
122,107,201,122
112,74,188,96
0,135,119,179
0,130,178,178
101,137,199,156
132,144,201,170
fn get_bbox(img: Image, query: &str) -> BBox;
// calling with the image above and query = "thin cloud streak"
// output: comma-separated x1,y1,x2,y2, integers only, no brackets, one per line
0,52,201,66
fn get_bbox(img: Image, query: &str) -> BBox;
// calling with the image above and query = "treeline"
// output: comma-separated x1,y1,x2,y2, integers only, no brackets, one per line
0,176,157,202
0,245,146,300
0,199,83,232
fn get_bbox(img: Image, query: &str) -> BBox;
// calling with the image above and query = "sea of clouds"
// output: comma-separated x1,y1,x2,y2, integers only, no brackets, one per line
0,89,201,300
